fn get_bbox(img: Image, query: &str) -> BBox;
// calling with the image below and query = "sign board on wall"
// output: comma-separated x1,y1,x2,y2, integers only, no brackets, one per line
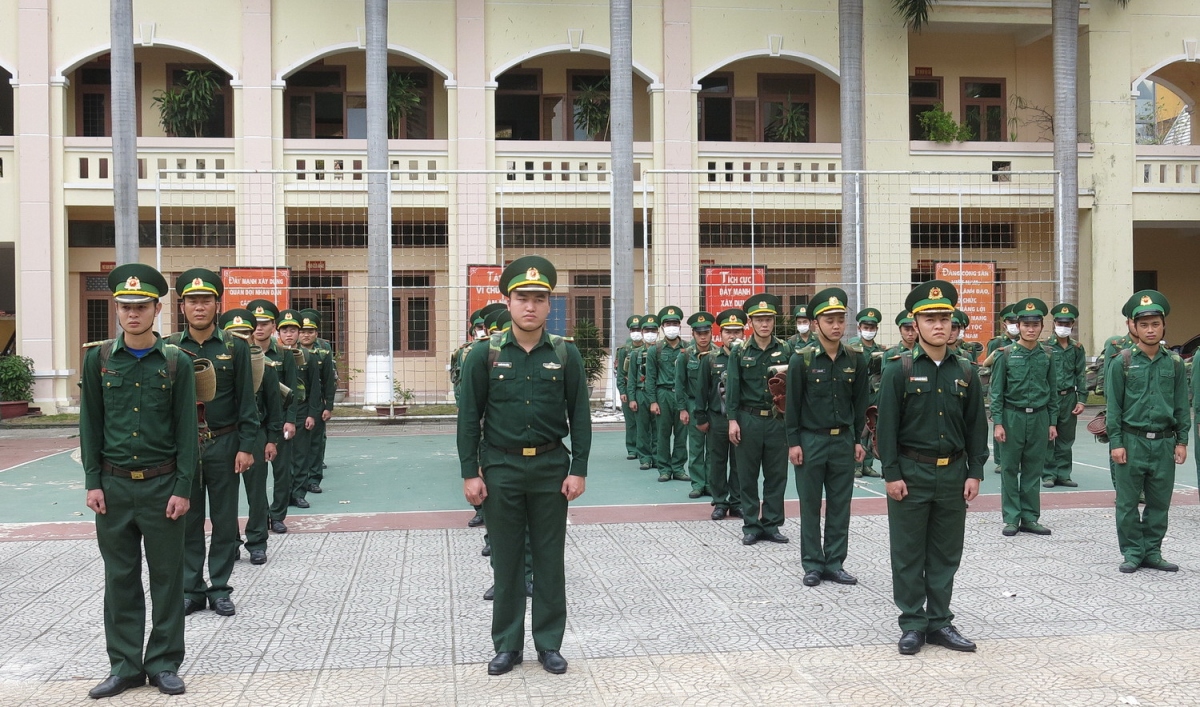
935,261,994,351
701,266,767,315
467,265,504,318
220,267,291,311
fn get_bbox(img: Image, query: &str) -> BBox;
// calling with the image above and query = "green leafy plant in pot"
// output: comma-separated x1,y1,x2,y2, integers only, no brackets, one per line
0,354,35,419
152,69,221,138
571,319,606,396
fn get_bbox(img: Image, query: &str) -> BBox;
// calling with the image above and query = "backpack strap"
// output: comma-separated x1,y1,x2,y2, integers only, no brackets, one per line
1120,347,1132,375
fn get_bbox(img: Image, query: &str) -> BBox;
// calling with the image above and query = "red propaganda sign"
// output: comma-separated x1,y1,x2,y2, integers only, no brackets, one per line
702,266,766,315
467,265,504,317
935,261,994,350
100,261,116,273
220,267,291,311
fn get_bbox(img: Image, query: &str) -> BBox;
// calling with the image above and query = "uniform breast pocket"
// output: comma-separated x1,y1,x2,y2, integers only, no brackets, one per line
1125,368,1148,397
489,366,518,402
148,368,173,402
101,371,126,403
904,379,928,397
536,366,565,399
1157,366,1176,395
687,359,700,372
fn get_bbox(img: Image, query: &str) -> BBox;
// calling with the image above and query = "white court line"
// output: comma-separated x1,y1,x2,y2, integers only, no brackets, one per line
1073,460,1198,490
853,481,888,498
0,449,73,474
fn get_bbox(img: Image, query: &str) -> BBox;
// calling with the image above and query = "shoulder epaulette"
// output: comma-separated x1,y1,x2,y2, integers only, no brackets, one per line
846,342,864,354
82,340,107,349
562,336,575,343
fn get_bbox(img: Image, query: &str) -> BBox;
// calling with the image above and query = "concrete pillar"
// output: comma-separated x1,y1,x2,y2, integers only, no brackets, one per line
237,0,277,266
656,0,697,311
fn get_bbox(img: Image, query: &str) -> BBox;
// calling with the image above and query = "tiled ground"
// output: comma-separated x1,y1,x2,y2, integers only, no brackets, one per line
2,504,1200,705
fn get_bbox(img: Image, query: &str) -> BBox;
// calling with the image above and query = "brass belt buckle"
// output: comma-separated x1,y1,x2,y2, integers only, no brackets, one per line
1146,432,1159,440
830,428,840,435
936,457,950,467
1024,407,1034,413
522,447,536,456
130,470,146,480
759,409,769,417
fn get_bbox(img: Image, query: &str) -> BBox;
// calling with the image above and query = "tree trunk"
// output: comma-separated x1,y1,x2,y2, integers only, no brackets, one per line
365,0,392,404
110,0,138,265
1053,0,1079,304
610,0,634,357
839,0,865,311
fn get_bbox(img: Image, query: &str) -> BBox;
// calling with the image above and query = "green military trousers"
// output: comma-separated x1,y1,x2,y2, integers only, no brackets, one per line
290,426,315,501
309,416,328,484
857,426,877,476
633,389,656,466
621,396,637,457
686,404,708,494
887,455,968,633
184,431,241,602
734,413,789,536
795,430,856,574
706,414,740,510
1044,392,1078,483
999,407,1049,526
96,472,186,679
269,436,294,522
654,389,688,476
1114,435,1177,565
242,428,270,552
481,443,570,653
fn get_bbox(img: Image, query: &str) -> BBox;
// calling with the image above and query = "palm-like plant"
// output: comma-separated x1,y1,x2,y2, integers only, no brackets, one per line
573,76,611,141
386,71,422,139
152,69,220,137
765,94,810,143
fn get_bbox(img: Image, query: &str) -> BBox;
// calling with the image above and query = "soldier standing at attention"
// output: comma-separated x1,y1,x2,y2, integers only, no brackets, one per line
647,306,690,484
848,308,884,478
457,256,591,676
299,308,335,494
951,310,983,365
990,298,1057,537
267,309,314,532
886,310,917,361
1106,290,1188,574
1044,303,1087,489
877,280,988,657
695,310,745,520
172,269,258,618
80,264,196,699
456,305,500,529
986,304,1020,356
785,288,869,587
238,304,288,563
677,311,715,498
627,315,660,470
727,294,793,546
788,304,812,349
615,315,643,461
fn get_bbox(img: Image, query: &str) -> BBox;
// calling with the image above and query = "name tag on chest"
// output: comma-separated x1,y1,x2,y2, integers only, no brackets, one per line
493,361,512,368
909,376,928,382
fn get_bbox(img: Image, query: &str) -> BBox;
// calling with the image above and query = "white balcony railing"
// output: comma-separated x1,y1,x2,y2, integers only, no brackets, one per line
1136,145,1200,191
495,141,654,187
282,139,449,188
698,142,842,185
64,137,236,186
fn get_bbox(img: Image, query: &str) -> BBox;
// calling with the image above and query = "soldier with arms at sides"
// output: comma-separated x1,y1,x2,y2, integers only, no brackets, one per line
646,306,690,484
694,310,745,520
614,315,644,461
1044,303,1087,489
787,304,812,349
677,311,716,498
270,309,318,529
298,308,336,494
848,307,884,478
627,315,660,471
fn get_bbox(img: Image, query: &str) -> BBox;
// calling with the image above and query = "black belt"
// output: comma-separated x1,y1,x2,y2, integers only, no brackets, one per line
805,425,850,436
1057,388,1077,396
739,404,777,417
1005,404,1047,414
208,424,237,438
497,441,562,457
102,460,176,480
1121,426,1175,441
899,447,965,467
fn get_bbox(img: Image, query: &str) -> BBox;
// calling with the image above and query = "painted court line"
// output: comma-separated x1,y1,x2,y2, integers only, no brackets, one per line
0,449,73,474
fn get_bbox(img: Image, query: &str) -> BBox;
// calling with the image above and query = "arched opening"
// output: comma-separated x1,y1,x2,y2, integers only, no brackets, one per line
494,52,652,142
282,50,448,140
64,47,235,138
1136,60,1200,145
695,56,840,144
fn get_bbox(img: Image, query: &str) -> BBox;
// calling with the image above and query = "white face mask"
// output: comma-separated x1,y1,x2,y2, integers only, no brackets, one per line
796,323,810,334
663,325,681,340
1054,325,1073,339
630,331,643,342
642,331,658,344
859,329,877,341
1005,323,1020,337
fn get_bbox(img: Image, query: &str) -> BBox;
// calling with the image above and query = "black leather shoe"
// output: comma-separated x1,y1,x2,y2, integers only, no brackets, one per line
148,671,185,695
658,474,671,482
1042,480,1055,488
290,496,310,509
1019,522,1052,536
468,508,485,527
688,490,702,499
626,454,638,460
898,630,925,655
537,650,568,674
1119,561,1139,574
1059,479,1079,487
487,651,522,675
88,674,145,699
802,570,822,586
183,598,205,616
481,543,491,557
822,569,858,585
927,625,976,652
711,507,728,520
763,531,790,544
210,596,236,616
1141,557,1180,572
526,581,534,598
270,520,288,534
483,585,495,601
729,508,744,518
741,533,758,546
249,550,267,565
307,482,323,494
639,463,651,470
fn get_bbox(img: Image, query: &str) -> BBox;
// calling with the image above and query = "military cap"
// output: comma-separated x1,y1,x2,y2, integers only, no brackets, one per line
1125,289,1170,319
856,308,881,324
300,308,322,326
246,298,279,322
278,309,303,329
744,294,782,317
791,303,809,319
717,309,747,328
1015,298,1048,320
484,308,511,332
626,314,642,330
176,268,223,298
905,280,958,315
1000,303,1018,321
1051,303,1079,322
108,263,169,304
499,255,556,296
219,308,255,332
469,308,484,327
952,309,970,328
299,312,320,330
640,314,660,329
810,288,849,318
658,306,684,323
687,311,715,330
895,310,915,327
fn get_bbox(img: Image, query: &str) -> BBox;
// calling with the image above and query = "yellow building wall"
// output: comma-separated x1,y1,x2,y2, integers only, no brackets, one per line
1133,228,1200,341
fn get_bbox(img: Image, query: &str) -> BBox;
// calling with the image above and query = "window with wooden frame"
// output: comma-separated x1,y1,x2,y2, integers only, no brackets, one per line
495,70,543,140
909,76,944,140
285,66,347,139
81,274,115,345
570,272,611,346
758,74,814,143
697,73,734,141
344,68,433,139
165,64,232,137
961,78,1005,142
391,272,435,355
0,68,13,136
75,61,142,137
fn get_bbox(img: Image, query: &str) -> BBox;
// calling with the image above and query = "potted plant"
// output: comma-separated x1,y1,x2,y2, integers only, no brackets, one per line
0,354,35,419
571,319,606,398
916,104,974,144
377,383,416,416
387,71,423,139
152,69,221,138
764,94,810,143
572,76,611,141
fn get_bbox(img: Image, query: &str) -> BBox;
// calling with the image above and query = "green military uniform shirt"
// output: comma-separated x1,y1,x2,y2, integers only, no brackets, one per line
675,341,710,409
784,342,870,446
694,344,732,425
646,340,685,403
725,336,793,414
1047,336,1087,406
989,342,1058,426
263,339,301,426
256,356,285,446
172,328,259,453
626,344,650,395
614,339,636,398
1105,346,1190,448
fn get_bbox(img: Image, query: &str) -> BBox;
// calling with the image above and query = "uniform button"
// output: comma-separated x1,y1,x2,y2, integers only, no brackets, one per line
133,456,138,460
135,382,140,387
133,407,139,412
938,388,942,393
132,432,138,437
526,401,530,405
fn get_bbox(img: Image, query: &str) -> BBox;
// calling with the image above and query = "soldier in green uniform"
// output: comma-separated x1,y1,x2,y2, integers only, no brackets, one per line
848,308,884,478
267,308,314,531
986,304,1020,356
788,304,812,349
457,256,591,676
727,294,793,546
983,304,1020,477
456,304,502,529
614,315,643,461
677,311,715,498
627,315,660,470
171,269,259,618
295,309,334,497
886,310,917,360
878,280,988,656
1044,303,1087,488
785,288,869,587
647,306,690,483
1106,290,1189,573
80,264,196,699
990,298,1057,536
245,302,292,558
951,310,984,365
695,309,745,520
